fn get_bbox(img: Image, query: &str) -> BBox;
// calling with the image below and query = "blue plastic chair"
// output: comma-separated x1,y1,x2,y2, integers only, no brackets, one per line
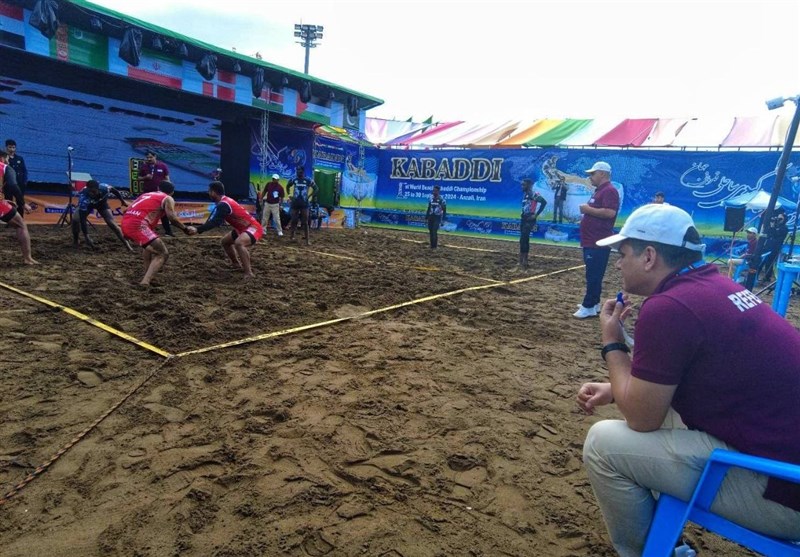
731,251,771,283
642,449,800,557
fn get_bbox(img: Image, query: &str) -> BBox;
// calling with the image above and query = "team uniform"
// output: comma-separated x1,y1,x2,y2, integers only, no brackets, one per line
1,162,23,219
0,199,16,223
288,177,314,209
520,190,547,256
0,162,18,223
77,184,115,213
121,191,170,247
426,194,447,248
197,195,263,243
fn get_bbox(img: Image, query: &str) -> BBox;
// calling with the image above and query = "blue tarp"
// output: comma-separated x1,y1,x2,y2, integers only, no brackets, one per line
723,190,797,212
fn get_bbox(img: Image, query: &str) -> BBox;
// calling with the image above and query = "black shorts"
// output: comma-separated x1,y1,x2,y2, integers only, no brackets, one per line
291,199,309,211
90,199,111,213
231,229,257,245
0,206,17,223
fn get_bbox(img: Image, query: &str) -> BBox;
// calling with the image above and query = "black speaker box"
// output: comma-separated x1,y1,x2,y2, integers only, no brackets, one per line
724,206,746,232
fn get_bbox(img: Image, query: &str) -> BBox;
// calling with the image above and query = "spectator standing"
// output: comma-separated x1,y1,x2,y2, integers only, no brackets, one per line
552,178,567,224
574,161,620,319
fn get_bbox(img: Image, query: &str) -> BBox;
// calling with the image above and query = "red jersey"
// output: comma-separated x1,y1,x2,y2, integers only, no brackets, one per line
220,195,260,234
123,191,169,229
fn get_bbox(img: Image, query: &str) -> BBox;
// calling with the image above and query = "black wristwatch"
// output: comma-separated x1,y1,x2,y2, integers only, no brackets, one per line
601,342,630,361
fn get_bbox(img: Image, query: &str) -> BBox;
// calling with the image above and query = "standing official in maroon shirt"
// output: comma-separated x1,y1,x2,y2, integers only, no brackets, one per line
139,150,174,236
574,161,619,319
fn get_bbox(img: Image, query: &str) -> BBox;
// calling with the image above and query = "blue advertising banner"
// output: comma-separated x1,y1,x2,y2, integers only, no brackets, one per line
313,136,359,173
366,148,800,247
249,123,314,195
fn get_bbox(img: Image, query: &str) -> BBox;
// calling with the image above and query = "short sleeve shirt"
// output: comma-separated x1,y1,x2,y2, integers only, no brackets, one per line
579,181,619,248
632,264,800,510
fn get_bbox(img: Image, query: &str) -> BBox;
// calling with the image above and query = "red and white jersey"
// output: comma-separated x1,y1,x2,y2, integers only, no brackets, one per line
220,195,260,234
123,191,169,229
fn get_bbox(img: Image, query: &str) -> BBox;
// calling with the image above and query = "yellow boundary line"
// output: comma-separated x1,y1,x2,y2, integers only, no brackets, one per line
0,357,173,506
176,264,583,358
0,263,584,504
400,237,497,252
0,281,173,358
399,237,579,260
283,245,501,284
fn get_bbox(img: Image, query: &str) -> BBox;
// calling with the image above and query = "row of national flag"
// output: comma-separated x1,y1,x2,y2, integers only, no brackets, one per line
0,0,340,126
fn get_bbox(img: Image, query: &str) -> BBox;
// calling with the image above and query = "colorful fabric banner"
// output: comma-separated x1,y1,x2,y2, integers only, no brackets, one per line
108,38,183,88
51,25,108,70
595,119,658,147
525,119,592,146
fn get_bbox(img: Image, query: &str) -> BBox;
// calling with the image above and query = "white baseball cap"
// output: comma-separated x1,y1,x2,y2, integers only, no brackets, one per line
596,203,705,252
585,161,611,174
272,173,280,179
746,227,758,234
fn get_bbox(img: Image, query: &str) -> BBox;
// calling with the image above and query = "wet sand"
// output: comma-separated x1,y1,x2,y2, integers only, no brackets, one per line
0,225,776,556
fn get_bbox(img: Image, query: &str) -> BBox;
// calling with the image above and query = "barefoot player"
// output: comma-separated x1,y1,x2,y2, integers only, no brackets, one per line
0,196,37,264
72,180,132,251
121,181,195,286
188,181,263,279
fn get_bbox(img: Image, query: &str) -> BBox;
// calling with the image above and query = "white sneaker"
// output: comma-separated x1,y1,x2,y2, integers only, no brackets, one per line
576,303,601,312
277,231,284,236
573,305,598,319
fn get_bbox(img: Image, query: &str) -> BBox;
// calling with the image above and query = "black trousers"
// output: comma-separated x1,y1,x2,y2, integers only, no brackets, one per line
428,215,442,248
520,216,536,254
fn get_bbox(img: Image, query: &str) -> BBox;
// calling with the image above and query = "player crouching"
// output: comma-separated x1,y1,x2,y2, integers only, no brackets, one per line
188,181,263,279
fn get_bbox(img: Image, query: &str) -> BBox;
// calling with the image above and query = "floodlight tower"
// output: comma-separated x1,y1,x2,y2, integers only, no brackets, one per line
294,24,324,74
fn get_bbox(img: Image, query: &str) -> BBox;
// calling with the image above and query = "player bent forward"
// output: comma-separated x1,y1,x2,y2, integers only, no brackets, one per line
72,180,132,251
0,197,36,264
188,181,263,279
121,181,195,286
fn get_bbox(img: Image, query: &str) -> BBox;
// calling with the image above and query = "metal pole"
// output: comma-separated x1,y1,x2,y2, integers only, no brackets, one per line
745,96,800,290
787,177,800,259
759,96,800,233
304,42,310,74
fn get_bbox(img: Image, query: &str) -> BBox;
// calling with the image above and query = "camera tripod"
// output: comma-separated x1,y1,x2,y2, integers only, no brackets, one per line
56,147,75,227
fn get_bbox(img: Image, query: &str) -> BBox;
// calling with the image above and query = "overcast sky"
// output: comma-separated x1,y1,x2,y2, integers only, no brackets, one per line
90,0,800,123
